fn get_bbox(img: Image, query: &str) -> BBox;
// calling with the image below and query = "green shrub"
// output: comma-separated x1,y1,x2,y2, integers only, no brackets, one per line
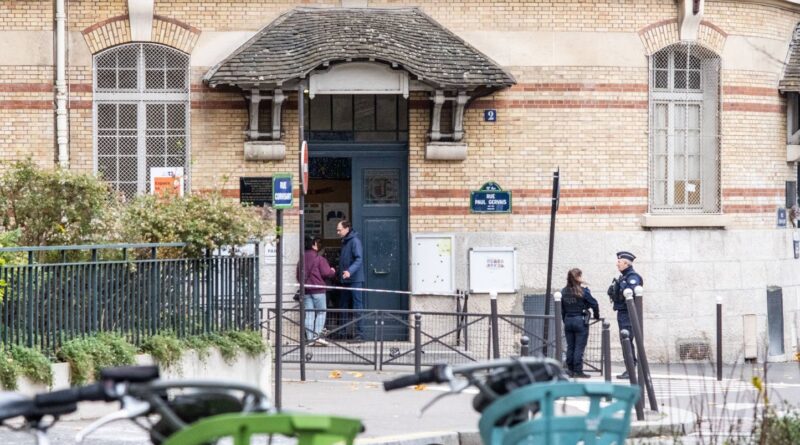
758,408,800,445
225,330,267,357
0,160,112,247
183,335,213,362
57,334,137,385
205,333,239,363
97,333,137,367
121,192,272,257
0,348,19,390
140,334,184,369
10,346,53,386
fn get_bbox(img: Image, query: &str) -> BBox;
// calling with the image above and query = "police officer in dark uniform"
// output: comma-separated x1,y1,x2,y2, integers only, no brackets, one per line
561,268,599,378
607,251,643,379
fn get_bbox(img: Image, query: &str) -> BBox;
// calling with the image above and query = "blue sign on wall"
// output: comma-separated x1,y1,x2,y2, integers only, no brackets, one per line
470,181,512,213
272,174,293,209
484,109,497,122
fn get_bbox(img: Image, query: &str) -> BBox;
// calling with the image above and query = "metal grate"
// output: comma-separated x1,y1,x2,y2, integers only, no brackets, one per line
649,43,720,214
678,340,710,361
94,44,190,199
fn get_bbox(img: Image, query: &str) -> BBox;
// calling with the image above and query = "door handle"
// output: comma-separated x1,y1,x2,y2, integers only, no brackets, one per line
373,268,389,275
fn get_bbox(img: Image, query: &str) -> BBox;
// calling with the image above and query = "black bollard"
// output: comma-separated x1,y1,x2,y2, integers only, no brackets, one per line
716,296,723,381
624,290,658,412
602,321,612,382
621,329,644,421
490,292,500,359
554,292,563,364
520,336,530,356
414,313,422,374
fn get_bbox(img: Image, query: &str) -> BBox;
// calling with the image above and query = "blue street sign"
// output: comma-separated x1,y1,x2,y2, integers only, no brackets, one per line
777,207,787,228
484,109,497,122
272,174,293,209
471,181,512,213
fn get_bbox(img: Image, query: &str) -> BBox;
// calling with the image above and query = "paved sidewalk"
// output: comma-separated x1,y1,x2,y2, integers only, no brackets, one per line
1,361,797,444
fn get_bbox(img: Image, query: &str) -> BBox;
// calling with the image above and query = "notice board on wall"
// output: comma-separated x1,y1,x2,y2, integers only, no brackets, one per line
411,234,455,294
468,247,517,294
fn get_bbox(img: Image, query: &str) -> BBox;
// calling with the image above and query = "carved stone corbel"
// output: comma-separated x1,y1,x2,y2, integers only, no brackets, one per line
248,89,262,140
430,90,445,141
452,91,468,142
271,89,285,140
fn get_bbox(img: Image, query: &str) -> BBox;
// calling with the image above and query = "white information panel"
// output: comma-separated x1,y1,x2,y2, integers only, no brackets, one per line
468,247,517,293
411,234,455,294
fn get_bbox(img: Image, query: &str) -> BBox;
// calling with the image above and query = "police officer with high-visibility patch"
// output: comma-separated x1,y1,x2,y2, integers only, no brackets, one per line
608,251,643,379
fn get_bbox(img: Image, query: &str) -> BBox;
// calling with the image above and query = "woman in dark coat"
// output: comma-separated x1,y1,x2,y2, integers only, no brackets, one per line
561,268,599,378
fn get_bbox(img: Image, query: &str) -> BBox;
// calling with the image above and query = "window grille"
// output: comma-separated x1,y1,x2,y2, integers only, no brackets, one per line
649,43,720,214
94,44,190,198
304,95,408,142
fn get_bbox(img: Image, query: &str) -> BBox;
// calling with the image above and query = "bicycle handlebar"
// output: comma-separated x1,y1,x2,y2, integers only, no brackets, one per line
33,383,109,407
100,365,159,383
383,364,451,391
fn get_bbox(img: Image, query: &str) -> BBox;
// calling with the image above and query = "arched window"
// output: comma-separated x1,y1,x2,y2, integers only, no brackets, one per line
94,43,190,198
649,43,720,213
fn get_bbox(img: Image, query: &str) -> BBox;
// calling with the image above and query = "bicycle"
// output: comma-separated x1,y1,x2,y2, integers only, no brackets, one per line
1,365,363,445
383,357,640,445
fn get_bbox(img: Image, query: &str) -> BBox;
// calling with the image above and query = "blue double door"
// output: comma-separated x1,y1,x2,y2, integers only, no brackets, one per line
311,147,408,340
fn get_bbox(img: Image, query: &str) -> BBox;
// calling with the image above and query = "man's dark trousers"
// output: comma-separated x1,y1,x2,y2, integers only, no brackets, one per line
344,282,365,339
564,315,589,373
617,310,636,363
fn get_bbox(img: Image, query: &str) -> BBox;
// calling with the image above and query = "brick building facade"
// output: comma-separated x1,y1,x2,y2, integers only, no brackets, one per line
1,0,799,362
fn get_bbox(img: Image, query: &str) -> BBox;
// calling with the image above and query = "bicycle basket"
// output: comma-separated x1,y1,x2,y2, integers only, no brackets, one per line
478,382,640,445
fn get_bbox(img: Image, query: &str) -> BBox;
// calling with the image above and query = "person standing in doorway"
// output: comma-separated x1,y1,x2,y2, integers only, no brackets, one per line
607,251,643,379
561,268,599,378
297,236,336,346
337,219,365,342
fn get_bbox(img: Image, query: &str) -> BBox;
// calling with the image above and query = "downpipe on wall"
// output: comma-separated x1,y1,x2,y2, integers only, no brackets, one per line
55,0,69,168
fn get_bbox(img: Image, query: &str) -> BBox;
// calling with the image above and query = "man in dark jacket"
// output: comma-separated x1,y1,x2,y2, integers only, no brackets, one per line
336,219,365,342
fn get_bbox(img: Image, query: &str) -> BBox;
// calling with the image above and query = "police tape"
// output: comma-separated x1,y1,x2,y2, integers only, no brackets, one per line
280,282,463,298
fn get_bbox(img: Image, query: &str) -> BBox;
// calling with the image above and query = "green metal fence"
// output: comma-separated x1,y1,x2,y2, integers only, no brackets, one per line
0,242,259,354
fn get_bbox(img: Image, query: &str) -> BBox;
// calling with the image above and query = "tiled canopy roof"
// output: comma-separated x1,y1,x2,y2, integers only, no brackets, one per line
204,7,515,91
780,23,800,92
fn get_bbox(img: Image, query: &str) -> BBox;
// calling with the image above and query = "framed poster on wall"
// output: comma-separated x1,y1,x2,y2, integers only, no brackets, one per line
468,247,517,293
323,202,349,239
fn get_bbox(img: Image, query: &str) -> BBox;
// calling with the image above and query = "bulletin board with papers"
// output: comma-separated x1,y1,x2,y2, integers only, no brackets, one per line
468,247,517,294
411,234,455,294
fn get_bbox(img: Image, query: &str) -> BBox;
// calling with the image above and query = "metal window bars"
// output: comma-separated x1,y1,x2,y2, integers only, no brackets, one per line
94,43,191,199
649,43,721,214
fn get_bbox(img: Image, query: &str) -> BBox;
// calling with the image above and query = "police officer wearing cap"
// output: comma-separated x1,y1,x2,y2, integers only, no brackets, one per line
607,251,643,379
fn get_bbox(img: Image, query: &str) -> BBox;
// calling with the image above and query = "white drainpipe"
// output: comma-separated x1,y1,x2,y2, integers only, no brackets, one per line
55,0,69,168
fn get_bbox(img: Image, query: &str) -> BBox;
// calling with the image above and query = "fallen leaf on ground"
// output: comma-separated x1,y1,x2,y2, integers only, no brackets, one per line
329,370,342,379
347,371,364,378
414,384,427,391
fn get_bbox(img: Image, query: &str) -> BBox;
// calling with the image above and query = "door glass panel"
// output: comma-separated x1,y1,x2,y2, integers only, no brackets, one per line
363,168,400,205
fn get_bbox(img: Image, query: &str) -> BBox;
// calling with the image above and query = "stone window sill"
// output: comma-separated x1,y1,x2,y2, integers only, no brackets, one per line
425,142,467,161
640,213,732,228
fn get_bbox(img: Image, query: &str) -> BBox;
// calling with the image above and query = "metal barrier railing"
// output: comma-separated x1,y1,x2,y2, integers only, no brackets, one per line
261,306,606,371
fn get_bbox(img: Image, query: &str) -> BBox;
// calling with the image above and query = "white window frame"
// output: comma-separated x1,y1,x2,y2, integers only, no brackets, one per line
649,44,720,214
93,43,191,196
